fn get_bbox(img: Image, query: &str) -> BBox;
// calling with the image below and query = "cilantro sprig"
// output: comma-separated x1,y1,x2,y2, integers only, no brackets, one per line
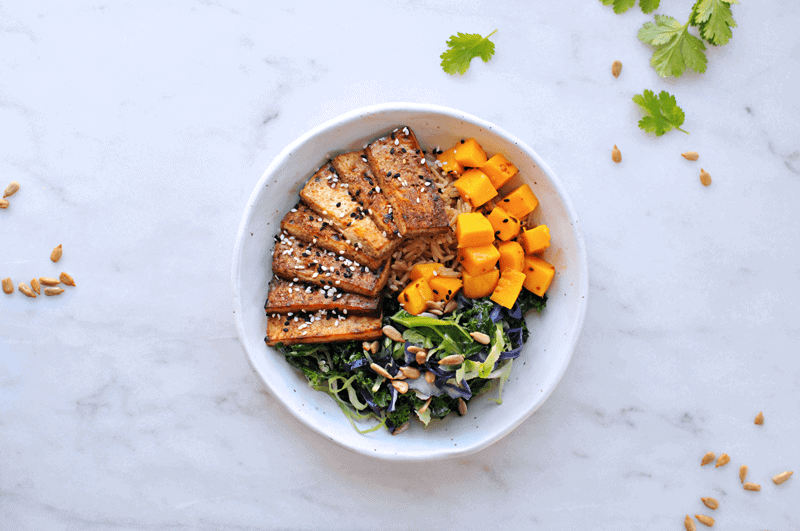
633,90,689,136
440,30,497,75
600,0,660,14
638,15,708,78
690,0,739,46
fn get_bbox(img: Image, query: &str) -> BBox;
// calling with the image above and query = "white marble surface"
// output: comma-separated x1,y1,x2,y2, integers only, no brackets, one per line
1,1,798,529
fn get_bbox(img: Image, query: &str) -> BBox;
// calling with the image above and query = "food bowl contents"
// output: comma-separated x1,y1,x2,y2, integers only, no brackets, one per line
264,127,556,434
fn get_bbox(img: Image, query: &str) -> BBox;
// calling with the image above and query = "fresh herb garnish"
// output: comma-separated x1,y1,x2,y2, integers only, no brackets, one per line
440,30,497,75
638,15,708,78
690,0,739,46
633,90,689,136
600,0,660,14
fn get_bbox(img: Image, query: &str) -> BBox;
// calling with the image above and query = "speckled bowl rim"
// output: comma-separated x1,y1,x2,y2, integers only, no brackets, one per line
232,102,588,461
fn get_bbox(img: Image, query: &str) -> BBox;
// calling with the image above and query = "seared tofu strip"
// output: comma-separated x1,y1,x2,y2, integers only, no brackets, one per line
331,150,401,237
266,309,383,346
265,277,380,314
300,163,395,261
281,203,383,270
365,126,449,237
271,233,390,297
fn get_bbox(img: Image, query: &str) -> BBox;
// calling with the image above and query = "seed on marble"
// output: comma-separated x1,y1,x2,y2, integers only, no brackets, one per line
611,60,622,78
701,452,716,466
699,169,712,186
695,514,714,527
684,515,696,531
715,453,730,467
45,287,64,296
59,272,75,286
739,465,748,483
50,244,62,262
701,497,718,510
743,482,761,491
754,411,764,425
612,145,622,163
3,181,19,198
2,277,13,294
39,277,61,286
772,471,793,485
682,151,699,161
0,199,8,209
30,278,41,295
18,282,36,298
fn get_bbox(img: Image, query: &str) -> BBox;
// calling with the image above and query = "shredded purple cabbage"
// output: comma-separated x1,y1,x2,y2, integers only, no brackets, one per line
345,358,370,371
489,303,504,323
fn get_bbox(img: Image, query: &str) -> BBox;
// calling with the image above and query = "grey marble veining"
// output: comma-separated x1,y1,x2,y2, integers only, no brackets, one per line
2,0,799,529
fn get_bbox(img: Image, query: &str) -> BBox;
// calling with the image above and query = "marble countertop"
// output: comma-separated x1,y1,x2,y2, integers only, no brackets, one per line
2,1,798,529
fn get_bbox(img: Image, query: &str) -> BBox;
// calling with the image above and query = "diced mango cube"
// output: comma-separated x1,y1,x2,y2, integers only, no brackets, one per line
429,276,463,302
458,244,501,277
398,278,435,315
486,206,520,241
456,212,495,248
523,255,555,297
462,268,500,299
409,263,444,283
520,225,551,254
452,138,488,168
480,154,518,190
453,169,498,208
490,269,527,309
436,147,464,175
499,184,539,220
498,241,525,272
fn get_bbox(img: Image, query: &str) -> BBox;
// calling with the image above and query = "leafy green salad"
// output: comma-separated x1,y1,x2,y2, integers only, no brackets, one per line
275,291,546,434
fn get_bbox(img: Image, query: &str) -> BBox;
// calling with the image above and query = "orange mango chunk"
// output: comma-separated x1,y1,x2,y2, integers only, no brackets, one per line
498,241,525,272
398,278,435,315
453,169,498,208
480,154,518,190
429,276,463,302
463,268,500,299
453,138,488,168
520,225,551,254
490,269,527,309
523,255,555,297
456,212,495,248
499,184,539,220
409,262,444,283
486,206,521,241
458,244,501,277
436,147,464,175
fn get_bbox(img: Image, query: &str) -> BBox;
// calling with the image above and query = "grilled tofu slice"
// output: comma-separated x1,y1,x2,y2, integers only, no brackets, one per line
331,150,401,237
299,162,395,261
266,309,383,346
281,203,383,270
365,127,450,237
271,233,391,297
265,277,380,314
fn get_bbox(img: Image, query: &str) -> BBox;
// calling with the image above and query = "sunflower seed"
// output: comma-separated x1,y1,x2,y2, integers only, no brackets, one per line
612,145,621,163
457,398,467,415
399,366,420,379
425,300,443,311
382,325,403,342
45,287,64,296
772,471,793,485
701,452,716,466
754,411,764,425
700,169,712,186
743,482,761,491
684,515,696,531
391,421,410,435
418,397,432,414
38,277,61,286
715,453,730,467
370,363,392,380
739,465,748,483
424,371,436,384
59,272,75,286
429,309,443,316
362,341,371,351
391,380,409,394
701,497,718,510
0,199,8,209
681,151,699,161
611,60,622,78
18,282,36,298
444,299,458,314
437,269,461,278
3,181,19,198
50,244,62,262
415,351,428,365
438,354,464,366
370,341,380,354
30,278,41,294
2,277,13,294
407,345,425,354
695,514,714,527
469,331,491,345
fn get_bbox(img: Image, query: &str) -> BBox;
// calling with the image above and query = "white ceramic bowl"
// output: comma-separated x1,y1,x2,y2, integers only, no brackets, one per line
232,103,588,461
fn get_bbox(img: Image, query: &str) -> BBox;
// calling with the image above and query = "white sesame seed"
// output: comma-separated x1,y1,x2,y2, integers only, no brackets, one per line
291,208,297,212
312,272,319,278
420,159,425,164
334,320,339,327
376,186,381,193
394,139,399,145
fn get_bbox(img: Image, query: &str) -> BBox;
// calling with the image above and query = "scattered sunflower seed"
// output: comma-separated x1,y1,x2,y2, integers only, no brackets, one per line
695,514,714,527
438,354,465,366
362,341,371,351
369,341,380,354
418,397,432,414
30,278,41,295
739,465,748,484
38,277,60,286
0,199,8,209
399,366,420,379
3,181,19,198
611,60,622,78
2,277,13,294
743,482,761,491
50,244,63,262
682,151,699,161
415,351,428,365
715,453,730,467
369,363,392,380
684,515,696,531
59,272,75,286
772,471,793,485
382,325,403,342
18,282,36,298
424,370,436,384
457,397,467,415
391,421,410,435
44,287,64,296
469,331,490,345
612,144,622,163
701,497,718,510
754,411,764,425
699,169,712,186
391,380,409,394
444,299,458,314
701,452,716,466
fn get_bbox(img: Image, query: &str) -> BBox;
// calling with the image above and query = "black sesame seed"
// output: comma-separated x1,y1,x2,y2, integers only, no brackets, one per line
390,148,395,154
460,139,465,144
283,328,289,332
335,202,341,207
502,219,509,223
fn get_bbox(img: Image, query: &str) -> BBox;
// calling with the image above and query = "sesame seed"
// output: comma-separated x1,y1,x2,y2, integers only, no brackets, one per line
420,159,426,164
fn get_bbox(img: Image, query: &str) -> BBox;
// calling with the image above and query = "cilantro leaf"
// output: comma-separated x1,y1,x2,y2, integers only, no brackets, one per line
638,15,707,77
440,30,497,75
632,90,689,136
690,0,738,46
600,0,660,14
